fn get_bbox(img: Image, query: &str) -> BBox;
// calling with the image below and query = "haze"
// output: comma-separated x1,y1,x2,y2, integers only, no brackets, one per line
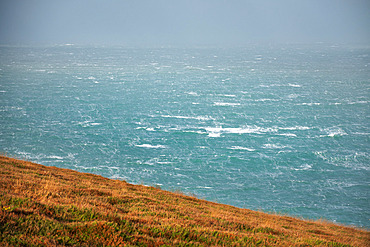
0,0,369,46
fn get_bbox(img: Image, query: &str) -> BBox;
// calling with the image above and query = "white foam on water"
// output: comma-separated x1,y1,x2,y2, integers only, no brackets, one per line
255,98,279,102
292,164,312,171
135,144,166,149
185,66,206,71
347,101,369,105
279,126,311,131
204,126,277,137
278,133,297,137
321,127,348,137
219,94,237,97
262,143,290,149
196,186,213,189
228,146,255,151
352,132,370,136
186,92,199,96
287,94,300,99
161,115,214,121
207,131,221,137
298,103,321,106
46,155,64,160
288,83,301,87
109,174,129,180
258,84,270,88
214,102,241,106
79,121,102,127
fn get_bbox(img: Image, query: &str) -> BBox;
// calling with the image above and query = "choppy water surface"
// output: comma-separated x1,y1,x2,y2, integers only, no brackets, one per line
1,45,369,227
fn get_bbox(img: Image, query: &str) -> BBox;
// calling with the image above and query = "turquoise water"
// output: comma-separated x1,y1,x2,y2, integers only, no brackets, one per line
1,44,369,227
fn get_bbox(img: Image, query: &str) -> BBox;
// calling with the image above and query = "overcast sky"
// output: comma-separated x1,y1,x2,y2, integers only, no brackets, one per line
0,0,369,46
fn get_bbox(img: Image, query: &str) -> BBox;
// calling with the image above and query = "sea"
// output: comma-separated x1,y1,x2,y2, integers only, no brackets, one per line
1,44,369,228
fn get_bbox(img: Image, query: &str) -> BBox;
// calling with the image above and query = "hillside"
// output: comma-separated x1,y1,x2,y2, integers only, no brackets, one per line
0,155,368,246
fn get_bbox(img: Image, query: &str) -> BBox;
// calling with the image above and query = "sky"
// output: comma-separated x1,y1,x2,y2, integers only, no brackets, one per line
0,0,369,46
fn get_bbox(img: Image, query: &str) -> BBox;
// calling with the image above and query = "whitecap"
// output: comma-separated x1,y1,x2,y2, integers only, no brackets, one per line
161,115,214,121
288,83,301,87
278,133,297,137
255,98,279,102
220,94,237,97
186,92,199,96
228,146,255,151
298,103,321,106
135,144,166,149
279,126,311,131
196,186,213,189
262,143,290,149
208,132,222,137
347,101,369,105
214,102,241,106
46,155,64,160
156,161,172,164
109,174,129,180
79,121,102,127
185,66,206,71
292,164,312,171
204,126,276,137
321,127,347,137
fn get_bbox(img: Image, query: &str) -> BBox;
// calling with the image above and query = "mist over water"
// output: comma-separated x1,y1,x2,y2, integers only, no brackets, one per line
1,44,369,227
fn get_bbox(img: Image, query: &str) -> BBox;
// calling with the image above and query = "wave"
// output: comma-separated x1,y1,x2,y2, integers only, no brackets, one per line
254,98,279,102
217,94,237,97
135,144,167,149
288,83,301,87
214,102,241,106
228,146,255,151
321,127,347,137
298,103,321,106
278,133,297,137
161,115,214,121
347,101,369,105
186,92,199,96
279,126,311,131
262,143,291,149
78,121,102,127
204,126,277,137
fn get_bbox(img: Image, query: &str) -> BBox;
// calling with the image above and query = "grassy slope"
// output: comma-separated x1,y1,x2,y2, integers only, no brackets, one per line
0,156,368,247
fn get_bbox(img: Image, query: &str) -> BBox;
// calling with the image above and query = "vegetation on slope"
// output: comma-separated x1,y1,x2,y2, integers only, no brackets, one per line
0,155,368,246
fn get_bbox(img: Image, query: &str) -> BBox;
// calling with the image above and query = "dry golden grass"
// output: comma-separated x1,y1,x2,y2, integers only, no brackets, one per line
0,155,369,246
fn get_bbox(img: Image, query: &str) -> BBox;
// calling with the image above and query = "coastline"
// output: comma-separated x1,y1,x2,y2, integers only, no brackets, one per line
1,155,368,246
